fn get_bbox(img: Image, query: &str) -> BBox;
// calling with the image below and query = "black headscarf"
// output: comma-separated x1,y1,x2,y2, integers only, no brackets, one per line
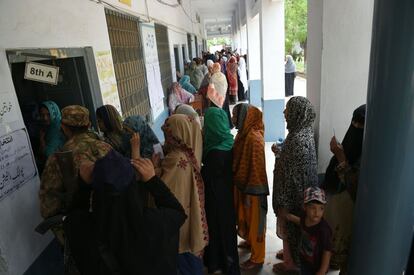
322,104,366,193
92,149,135,192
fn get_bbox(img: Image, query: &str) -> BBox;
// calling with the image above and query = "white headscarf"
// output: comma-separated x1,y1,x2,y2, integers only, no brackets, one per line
285,55,296,73
238,57,248,92
206,59,214,68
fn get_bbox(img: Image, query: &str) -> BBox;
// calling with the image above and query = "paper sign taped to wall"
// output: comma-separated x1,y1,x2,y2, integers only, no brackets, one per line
0,91,19,125
0,128,37,202
141,23,165,120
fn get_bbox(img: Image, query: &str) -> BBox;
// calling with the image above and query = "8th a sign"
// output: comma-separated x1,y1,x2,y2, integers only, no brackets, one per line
24,62,59,85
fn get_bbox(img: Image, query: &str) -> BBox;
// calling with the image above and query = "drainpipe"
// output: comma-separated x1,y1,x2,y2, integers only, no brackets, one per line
348,0,414,274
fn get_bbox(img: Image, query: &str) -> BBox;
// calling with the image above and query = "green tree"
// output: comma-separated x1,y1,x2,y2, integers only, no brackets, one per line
285,0,307,57
207,37,231,48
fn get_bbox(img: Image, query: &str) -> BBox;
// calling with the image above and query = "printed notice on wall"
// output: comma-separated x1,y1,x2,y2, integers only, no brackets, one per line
141,23,165,120
0,128,37,202
0,92,19,125
95,50,122,115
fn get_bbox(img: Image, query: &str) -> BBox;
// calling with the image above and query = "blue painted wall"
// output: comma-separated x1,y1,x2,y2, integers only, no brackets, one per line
262,99,285,142
151,109,169,143
249,80,262,108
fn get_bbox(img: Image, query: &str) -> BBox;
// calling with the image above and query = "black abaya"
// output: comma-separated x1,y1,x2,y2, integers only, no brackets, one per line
202,150,240,275
285,72,296,97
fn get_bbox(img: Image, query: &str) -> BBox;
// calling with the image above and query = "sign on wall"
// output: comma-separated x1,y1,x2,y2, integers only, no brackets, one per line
0,92,19,125
118,0,131,7
141,23,165,120
24,62,59,85
95,50,122,115
0,128,37,202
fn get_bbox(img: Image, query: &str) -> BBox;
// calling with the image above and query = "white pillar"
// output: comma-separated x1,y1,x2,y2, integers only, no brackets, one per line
260,0,284,100
259,0,285,141
247,14,261,80
307,0,323,149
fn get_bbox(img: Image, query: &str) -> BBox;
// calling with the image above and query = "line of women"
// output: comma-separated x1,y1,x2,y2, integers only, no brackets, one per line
94,98,274,274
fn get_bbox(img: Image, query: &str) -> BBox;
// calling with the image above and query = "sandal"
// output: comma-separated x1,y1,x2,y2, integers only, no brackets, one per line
272,262,299,273
237,241,251,249
276,249,284,260
240,259,263,270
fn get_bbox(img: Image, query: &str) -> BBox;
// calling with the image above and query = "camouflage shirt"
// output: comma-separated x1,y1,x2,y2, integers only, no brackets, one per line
39,132,112,218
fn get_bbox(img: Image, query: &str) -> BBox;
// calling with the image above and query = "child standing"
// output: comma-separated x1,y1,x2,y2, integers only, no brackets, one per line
286,187,333,275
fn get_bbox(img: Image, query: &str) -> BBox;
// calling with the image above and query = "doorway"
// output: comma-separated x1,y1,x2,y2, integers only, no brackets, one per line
6,48,102,173
181,45,186,65
174,46,180,74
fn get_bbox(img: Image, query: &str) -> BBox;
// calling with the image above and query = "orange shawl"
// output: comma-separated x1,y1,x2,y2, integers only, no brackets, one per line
232,106,269,195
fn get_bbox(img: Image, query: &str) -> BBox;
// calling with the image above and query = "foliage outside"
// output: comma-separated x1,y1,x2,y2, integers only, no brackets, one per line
285,0,307,61
207,37,232,49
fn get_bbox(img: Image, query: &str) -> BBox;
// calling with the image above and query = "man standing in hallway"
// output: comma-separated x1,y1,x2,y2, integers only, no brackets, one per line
39,105,111,245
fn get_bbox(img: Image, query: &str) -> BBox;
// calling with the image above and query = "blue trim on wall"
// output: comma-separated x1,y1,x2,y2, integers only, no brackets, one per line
151,109,169,143
249,80,262,108
263,99,285,142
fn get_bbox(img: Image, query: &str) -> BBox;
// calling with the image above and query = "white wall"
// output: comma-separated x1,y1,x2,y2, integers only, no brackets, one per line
260,0,284,100
317,0,374,172
169,29,189,80
0,0,112,274
240,25,248,55
307,0,323,149
247,14,261,80
0,0,206,273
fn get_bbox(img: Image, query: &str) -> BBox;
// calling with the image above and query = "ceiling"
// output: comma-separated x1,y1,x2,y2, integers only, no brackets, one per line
191,0,239,38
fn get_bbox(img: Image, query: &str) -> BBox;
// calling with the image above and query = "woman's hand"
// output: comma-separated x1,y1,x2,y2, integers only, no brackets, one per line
131,158,155,182
271,143,280,155
330,136,346,163
277,208,288,219
130,133,141,160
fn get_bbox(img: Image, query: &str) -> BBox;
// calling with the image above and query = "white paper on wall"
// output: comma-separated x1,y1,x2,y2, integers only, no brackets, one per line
0,128,37,202
0,91,19,125
141,23,165,120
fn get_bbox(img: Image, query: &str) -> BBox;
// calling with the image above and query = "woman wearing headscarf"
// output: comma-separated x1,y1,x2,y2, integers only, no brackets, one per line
207,63,233,128
122,116,160,158
323,105,366,274
220,56,228,74
175,104,201,128
39,100,66,158
285,55,296,97
227,56,239,104
188,61,204,90
196,58,208,76
179,75,197,94
96,105,127,155
232,103,269,270
272,96,318,273
197,60,215,112
168,82,195,115
202,107,240,275
160,114,208,275
238,57,248,101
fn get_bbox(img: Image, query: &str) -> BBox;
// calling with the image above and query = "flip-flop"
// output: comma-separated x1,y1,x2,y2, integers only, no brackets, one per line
240,260,263,270
272,262,299,273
